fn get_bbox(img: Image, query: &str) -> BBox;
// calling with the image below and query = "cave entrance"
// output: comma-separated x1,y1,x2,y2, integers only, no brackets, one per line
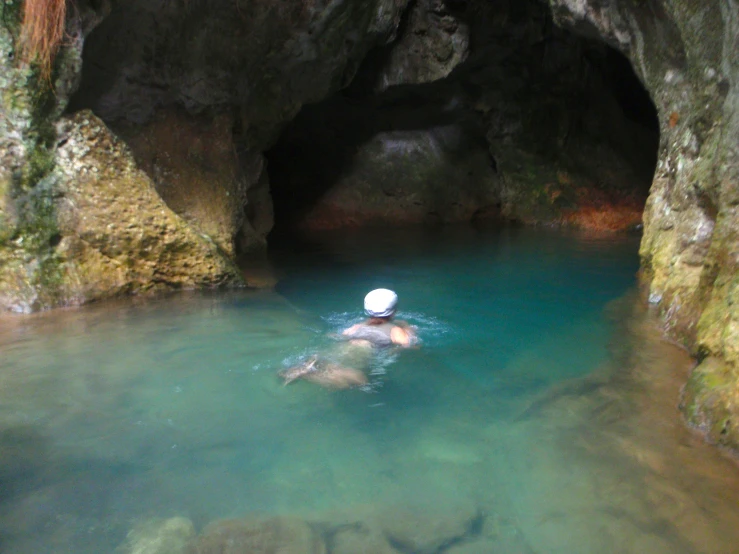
66,0,659,257
266,0,660,238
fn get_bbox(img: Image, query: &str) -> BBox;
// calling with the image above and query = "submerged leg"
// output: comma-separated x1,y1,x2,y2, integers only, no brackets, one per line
279,355,319,385
303,363,368,389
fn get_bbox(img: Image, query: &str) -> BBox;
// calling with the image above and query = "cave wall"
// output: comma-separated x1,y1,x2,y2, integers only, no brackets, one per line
0,0,413,310
544,0,739,448
267,0,659,233
67,0,414,255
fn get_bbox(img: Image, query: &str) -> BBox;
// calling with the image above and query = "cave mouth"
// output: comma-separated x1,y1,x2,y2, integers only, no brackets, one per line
66,0,660,256
265,1,660,238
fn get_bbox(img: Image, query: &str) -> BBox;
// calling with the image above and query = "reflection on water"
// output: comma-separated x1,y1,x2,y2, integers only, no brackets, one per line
0,226,738,553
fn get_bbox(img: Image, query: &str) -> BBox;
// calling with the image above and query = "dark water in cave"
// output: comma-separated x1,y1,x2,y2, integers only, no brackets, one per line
1,226,739,553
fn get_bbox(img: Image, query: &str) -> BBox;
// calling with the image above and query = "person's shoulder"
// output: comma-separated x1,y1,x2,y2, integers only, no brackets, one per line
390,325,413,347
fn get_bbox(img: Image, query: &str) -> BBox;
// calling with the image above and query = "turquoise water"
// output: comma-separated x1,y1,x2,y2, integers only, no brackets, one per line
1,226,739,553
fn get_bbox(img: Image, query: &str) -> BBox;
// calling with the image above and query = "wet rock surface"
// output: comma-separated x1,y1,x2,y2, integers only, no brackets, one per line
543,0,739,449
116,517,196,554
195,516,326,554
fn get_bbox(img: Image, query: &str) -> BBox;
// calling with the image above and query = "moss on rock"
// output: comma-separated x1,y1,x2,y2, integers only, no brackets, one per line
546,0,739,450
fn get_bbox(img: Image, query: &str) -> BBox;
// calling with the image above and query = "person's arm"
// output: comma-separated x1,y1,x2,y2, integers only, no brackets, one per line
390,325,414,347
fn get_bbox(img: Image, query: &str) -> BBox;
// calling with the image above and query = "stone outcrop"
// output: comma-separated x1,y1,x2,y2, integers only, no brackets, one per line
543,0,739,449
115,108,264,256
52,111,242,304
268,93,500,230
0,0,112,312
1,0,413,311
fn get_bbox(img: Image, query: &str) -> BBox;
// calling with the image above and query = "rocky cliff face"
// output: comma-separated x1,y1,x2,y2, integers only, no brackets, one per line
544,0,739,449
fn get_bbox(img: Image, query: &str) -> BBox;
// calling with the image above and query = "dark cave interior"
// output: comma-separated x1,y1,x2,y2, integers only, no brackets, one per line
66,0,660,246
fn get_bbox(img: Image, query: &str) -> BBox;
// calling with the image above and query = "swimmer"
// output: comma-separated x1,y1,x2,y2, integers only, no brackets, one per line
279,288,417,388
341,288,417,348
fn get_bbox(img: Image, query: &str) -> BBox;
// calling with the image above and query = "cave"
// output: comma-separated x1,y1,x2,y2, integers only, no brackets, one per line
5,1,739,551
65,0,659,252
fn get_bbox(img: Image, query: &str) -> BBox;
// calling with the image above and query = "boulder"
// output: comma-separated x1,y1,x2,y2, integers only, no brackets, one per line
195,516,325,554
116,517,196,554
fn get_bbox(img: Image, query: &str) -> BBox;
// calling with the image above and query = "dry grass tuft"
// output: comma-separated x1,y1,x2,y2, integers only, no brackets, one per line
20,0,67,82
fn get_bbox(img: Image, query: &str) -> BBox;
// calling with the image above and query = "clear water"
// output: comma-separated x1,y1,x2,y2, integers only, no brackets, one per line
1,226,739,553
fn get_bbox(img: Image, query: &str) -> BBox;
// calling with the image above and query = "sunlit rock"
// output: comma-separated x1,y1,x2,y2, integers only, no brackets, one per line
116,517,195,554
51,111,242,305
115,108,259,256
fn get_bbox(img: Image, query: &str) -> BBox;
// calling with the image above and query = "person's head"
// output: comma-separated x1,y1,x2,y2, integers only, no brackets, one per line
364,289,398,322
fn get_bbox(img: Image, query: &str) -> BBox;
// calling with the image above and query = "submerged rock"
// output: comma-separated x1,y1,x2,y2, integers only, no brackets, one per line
196,516,326,554
329,525,398,554
116,517,196,554
369,503,484,553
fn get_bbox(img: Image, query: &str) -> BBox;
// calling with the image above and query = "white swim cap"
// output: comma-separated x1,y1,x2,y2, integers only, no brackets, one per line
364,288,398,318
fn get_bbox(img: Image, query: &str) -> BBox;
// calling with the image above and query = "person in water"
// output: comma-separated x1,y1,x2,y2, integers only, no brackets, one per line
279,288,416,389
341,288,416,348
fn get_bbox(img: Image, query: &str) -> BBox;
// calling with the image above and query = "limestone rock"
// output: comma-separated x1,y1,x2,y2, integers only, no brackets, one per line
195,516,325,554
69,0,413,145
116,108,255,256
116,517,196,554
370,503,483,553
369,0,471,92
545,1,739,449
269,0,656,233
51,111,242,304
274,122,499,230
0,0,109,312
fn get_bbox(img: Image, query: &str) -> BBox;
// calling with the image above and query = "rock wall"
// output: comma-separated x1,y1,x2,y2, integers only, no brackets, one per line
267,0,659,233
67,0,414,254
0,0,413,311
0,1,241,312
545,0,739,449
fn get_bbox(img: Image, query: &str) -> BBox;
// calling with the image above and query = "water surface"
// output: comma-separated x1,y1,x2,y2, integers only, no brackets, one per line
1,226,738,553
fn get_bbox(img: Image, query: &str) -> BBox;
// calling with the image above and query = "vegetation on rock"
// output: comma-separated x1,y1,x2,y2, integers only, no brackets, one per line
20,0,66,82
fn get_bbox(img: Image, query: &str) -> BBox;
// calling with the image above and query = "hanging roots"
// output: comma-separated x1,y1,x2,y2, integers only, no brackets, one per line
20,0,68,82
